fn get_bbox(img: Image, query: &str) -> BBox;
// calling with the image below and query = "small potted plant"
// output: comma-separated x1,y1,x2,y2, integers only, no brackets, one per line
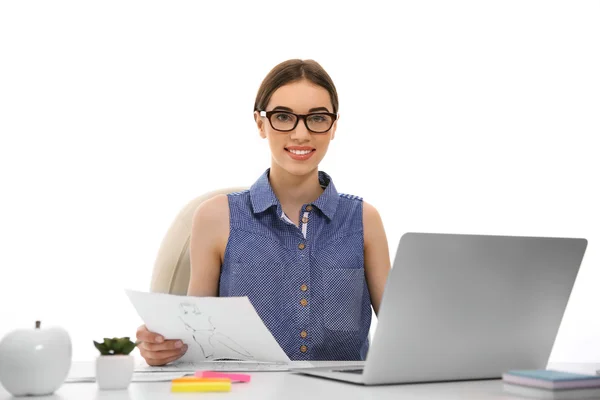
93,337,138,390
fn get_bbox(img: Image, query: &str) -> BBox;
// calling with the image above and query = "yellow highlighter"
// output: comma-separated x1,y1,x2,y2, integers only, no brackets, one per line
171,377,232,393
172,376,231,383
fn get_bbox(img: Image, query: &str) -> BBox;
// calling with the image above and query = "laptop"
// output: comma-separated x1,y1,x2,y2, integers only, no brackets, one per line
294,232,587,385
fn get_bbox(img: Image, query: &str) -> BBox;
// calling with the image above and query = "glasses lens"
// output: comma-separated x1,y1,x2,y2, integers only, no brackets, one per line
270,112,297,131
306,114,334,133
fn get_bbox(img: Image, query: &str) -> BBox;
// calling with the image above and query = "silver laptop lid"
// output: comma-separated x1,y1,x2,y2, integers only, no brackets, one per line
363,233,587,385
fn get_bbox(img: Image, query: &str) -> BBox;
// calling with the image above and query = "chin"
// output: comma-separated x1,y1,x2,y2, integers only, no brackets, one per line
276,160,319,177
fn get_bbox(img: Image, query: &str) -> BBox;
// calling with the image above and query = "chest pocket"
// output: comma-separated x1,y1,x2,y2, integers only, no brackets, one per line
315,231,366,333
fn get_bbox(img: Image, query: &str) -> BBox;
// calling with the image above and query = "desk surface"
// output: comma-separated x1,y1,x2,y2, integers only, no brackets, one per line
0,372,518,400
1,361,598,400
0,373,514,400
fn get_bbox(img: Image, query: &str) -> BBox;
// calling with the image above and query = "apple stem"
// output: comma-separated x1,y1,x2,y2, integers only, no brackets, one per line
36,321,41,329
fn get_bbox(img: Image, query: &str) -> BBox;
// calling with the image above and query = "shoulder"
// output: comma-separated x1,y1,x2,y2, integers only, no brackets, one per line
192,194,230,231
190,194,231,259
336,192,364,216
362,201,381,221
333,194,384,245
361,201,385,246
362,200,382,227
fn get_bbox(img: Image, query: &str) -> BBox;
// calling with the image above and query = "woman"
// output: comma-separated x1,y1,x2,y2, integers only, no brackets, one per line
136,59,392,366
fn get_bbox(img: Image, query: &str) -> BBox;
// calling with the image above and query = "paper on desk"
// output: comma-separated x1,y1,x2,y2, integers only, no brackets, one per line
66,372,187,383
135,359,305,372
65,361,189,383
134,360,364,373
125,289,291,364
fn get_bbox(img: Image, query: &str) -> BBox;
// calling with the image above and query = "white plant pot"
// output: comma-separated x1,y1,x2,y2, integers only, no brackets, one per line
95,355,134,390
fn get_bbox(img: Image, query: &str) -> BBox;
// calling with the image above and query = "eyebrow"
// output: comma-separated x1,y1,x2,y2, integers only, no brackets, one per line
272,106,332,113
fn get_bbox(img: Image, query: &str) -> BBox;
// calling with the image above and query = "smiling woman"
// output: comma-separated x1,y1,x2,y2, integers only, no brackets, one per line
135,59,392,365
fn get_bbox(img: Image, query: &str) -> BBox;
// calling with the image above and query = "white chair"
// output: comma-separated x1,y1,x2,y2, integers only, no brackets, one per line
149,187,248,295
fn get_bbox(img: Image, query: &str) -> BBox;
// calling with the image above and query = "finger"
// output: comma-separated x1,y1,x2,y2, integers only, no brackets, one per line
143,347,187,366
138,339,184,352
139,345,188,362
135,325,150,341
145,354,181,367
136,325,164,344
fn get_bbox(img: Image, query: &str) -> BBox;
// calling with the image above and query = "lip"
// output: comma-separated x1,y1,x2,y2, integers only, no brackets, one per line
285,147,315,161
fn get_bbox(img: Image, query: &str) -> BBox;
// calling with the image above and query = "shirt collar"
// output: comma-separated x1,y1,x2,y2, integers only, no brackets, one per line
250,168,339,220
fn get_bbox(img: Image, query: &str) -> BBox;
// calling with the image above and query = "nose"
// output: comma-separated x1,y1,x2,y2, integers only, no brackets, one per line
289,117,311,142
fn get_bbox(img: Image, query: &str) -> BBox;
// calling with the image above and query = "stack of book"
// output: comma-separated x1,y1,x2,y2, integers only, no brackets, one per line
503,369,600,399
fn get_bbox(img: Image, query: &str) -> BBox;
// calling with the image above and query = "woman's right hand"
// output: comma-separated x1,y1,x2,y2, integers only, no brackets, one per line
136,324,188,366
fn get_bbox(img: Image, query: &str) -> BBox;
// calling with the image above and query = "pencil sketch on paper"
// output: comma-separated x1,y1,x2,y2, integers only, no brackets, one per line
178,302,254,360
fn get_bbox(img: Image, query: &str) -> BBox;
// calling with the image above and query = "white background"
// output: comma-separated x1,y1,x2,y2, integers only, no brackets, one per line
1,0,598,362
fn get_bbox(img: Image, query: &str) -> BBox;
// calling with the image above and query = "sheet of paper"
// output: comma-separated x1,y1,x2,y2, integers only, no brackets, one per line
66,373,187,383
125,289,291,364
134,359,365,373
135,360,299,372
65,361,188,383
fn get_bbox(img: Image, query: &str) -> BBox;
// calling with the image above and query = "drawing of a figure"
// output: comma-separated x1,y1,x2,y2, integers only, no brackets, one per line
178,302,254,360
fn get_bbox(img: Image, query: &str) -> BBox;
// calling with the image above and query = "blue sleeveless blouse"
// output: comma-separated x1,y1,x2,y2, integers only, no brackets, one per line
218,169,372,360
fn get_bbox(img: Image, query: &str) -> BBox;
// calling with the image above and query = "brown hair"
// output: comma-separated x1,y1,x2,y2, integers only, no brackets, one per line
254,59,339,114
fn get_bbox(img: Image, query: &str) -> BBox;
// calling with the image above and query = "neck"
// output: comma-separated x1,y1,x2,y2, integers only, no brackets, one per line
268,163,324,206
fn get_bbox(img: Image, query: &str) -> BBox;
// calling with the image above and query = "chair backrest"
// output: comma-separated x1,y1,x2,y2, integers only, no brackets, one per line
150,187,248,295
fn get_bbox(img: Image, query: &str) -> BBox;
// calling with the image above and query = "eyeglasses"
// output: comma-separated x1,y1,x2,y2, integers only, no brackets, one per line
259,110,337,134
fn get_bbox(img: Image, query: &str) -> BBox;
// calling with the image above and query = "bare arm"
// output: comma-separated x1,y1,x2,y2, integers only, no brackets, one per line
136,194,228,366
187,194,230,297
363,201,392,315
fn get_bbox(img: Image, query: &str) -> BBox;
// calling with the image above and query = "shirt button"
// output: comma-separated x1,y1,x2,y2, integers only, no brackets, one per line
300,298,308,307
300,345,308,353
298,243,305,250
300,284,308,292
305,205,313,212
300,331,308,338
301,216,309,223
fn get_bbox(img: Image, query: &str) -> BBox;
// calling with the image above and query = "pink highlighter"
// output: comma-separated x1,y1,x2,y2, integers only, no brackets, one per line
195,371,252,383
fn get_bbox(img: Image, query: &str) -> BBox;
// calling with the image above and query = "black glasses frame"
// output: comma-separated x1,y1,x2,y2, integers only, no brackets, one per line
259,110,338,133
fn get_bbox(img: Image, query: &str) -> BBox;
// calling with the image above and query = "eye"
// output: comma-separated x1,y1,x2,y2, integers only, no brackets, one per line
308,114,332,124
308,115,326,123
274,112,293,122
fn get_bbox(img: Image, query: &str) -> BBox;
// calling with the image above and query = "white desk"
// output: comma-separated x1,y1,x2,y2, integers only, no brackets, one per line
1,362,598,400
0,373,511,400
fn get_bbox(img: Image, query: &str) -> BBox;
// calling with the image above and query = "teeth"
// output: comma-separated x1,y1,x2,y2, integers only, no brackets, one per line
289,149,312,155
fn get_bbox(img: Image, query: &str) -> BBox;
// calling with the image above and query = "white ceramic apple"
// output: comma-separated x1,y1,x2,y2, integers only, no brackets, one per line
0,320,72,397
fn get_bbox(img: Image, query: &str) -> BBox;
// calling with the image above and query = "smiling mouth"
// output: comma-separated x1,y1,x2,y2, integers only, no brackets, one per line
285,148,315,155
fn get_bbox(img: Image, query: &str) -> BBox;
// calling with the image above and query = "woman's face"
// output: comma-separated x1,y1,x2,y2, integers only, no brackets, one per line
254,79,337,177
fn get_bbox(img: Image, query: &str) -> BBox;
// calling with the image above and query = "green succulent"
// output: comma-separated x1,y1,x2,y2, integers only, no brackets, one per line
93,337,138,356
